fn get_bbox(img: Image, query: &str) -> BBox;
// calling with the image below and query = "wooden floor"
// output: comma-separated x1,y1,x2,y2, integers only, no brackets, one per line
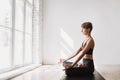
96,65,120,80
9,65,120,80
10,65,64,80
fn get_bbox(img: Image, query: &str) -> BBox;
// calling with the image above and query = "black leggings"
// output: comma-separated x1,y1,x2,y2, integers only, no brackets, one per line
63,59,94,76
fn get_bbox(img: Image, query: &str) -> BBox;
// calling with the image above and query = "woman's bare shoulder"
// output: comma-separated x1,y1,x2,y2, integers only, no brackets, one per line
87,37,95,46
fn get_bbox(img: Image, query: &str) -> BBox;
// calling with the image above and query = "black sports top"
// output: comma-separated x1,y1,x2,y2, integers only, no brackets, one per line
81,38,93,55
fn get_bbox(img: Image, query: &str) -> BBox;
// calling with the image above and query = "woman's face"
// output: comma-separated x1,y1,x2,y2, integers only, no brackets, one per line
81,28,90,35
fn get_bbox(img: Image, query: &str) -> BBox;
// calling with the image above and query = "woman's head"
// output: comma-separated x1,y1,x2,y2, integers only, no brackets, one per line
81,22,93,35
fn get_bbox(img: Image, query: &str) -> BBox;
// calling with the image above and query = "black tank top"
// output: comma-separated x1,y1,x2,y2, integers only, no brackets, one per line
81,38,93,55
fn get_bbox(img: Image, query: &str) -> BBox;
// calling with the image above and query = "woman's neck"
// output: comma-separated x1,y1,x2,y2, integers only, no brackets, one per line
85,34,91,39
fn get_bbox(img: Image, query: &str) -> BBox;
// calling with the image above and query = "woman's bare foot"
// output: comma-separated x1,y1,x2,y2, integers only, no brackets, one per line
79,64,84,68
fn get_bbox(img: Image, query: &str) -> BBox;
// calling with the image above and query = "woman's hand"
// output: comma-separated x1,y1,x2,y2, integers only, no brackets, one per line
59,58,66,63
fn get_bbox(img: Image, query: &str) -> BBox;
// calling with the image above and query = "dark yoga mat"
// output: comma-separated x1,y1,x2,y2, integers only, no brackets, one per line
61,70,105,80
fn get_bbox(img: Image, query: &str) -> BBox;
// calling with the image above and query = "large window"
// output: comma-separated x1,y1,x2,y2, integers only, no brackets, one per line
14,0,33,66
24,1,33,64
14,0,24,66
0,0,12,71
0,0,33,72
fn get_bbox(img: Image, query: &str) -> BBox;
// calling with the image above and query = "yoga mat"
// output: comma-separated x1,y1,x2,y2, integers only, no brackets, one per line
61,70,105,80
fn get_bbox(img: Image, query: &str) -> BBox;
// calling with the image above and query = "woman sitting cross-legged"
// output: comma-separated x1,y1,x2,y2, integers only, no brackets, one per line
59,22,95,76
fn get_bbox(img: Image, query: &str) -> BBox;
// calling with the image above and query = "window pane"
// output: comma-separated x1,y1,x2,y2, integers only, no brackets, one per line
27,0,33,5
15,0,24,31
0,27,11,70
24,34,32,63
14,31,23,65
0,0,12,28
25,5,32,34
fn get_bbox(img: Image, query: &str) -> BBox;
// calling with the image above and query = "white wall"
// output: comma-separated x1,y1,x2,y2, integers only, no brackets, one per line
43,0,120,65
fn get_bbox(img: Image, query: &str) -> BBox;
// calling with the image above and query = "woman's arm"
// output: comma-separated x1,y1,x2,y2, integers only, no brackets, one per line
64,47,82,61
60,46,82,63
71,39,93,67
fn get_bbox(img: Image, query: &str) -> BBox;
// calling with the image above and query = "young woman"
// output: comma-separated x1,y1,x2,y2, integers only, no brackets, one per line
60,22,95,76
